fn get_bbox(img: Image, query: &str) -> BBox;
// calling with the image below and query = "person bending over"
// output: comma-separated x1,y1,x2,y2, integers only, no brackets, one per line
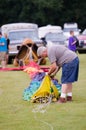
37,45,79,103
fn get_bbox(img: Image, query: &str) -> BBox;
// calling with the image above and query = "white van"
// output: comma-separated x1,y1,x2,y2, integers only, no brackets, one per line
38,25,62,38
1,23,42,62
63,23,81,38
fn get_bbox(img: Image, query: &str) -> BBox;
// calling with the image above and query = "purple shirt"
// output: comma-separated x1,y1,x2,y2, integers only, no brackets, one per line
68,36,76,51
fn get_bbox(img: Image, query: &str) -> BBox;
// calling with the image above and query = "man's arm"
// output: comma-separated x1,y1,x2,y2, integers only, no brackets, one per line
48,62,60,76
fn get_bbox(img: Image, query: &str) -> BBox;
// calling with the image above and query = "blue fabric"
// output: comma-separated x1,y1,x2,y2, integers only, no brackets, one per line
0,37,7,52
33,72,45,81
23,72,62,101
23,72,45,101
61,57,79,83
52,79,61,93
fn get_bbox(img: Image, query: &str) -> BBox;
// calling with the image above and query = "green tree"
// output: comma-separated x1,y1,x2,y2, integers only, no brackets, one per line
62,0,86,30
0,0,22,24
18,0,63,26
0,0,86,30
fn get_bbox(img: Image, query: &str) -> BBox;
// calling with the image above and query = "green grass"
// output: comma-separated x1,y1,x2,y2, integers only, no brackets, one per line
0,54,86,130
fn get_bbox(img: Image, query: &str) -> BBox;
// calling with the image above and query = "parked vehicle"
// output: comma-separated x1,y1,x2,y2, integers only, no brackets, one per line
1,23,43,62
77,29,86,53
63,22,81,38
82,29,86,34
38,25,62,38
44,32,68,46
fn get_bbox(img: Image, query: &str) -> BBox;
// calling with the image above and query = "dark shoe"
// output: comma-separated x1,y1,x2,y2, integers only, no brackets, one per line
57,97,66,103
67,96,72,101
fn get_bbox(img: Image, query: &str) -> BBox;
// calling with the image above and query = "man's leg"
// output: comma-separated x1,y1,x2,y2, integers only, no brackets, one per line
66,83,72,101
1,60,6,68
58,83,72,103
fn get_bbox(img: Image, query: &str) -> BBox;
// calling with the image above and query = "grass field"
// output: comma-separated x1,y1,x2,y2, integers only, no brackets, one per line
0,54,86,130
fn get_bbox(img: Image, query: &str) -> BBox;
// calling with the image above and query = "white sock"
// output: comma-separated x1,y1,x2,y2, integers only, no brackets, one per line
67,92,72,97
61,93,66,98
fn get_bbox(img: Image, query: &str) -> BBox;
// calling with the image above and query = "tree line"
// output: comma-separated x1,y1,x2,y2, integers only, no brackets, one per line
0,0,86,31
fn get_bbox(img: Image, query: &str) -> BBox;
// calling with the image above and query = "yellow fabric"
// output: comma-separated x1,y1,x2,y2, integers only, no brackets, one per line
24,67,43,73
31,75,59,100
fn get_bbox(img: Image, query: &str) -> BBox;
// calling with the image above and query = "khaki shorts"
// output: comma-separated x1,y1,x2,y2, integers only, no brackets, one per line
0,52,7,61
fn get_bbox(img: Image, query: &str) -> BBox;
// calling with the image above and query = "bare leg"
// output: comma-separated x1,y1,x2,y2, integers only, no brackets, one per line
6,54,9,64
61,83,72,94
1,61,6,68
66,83,72,93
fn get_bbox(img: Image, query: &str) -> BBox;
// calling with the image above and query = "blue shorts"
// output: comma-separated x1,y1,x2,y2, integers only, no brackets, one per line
61,57,79,84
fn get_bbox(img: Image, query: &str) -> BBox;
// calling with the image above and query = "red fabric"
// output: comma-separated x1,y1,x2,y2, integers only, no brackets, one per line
0,67,24,71
0,61,49,72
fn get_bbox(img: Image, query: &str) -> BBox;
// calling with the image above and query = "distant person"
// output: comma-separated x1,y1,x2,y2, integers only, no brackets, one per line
4,33,10,64
41,37,47,46
37,45,79,103
68,30,78,52
0,32,7,68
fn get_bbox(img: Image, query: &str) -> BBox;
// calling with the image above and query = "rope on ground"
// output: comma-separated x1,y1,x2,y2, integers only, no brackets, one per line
32,95,54,130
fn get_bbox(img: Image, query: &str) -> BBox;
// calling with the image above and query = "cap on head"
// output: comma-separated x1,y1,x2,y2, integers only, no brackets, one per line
37,46,46,56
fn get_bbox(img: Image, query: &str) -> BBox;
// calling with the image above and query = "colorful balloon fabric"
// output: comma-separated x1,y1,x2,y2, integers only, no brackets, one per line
23,72,61,101
23,72,45,101
23,61,61,102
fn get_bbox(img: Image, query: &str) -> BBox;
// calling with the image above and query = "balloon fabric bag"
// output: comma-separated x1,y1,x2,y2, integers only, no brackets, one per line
31,75,60,103
23,61,61,103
